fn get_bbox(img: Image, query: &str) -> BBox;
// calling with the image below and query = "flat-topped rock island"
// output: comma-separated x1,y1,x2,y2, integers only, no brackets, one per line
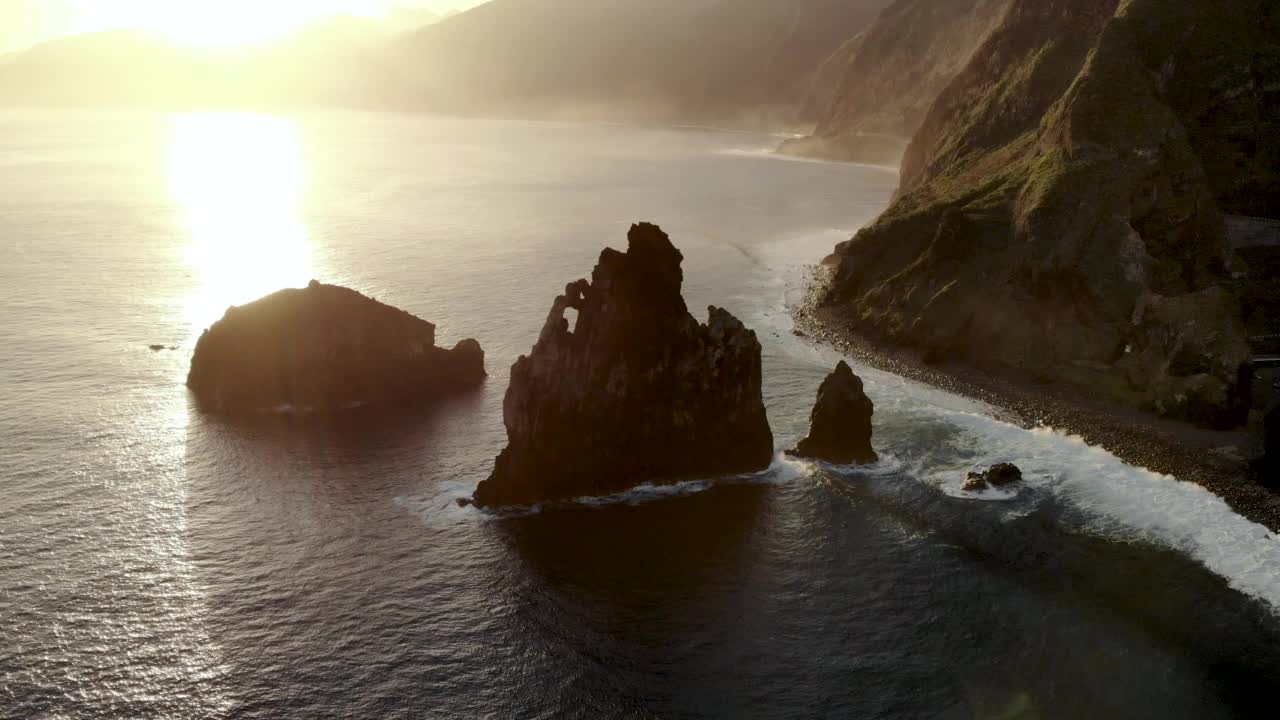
187,281,485,414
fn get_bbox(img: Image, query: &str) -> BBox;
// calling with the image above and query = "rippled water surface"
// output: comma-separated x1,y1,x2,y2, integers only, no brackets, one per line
2,110,1278,719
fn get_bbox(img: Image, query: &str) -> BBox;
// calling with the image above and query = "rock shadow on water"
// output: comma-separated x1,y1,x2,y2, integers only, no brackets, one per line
179,385,497,718
490,481,772,712
186,385,488,470
501,480,769,603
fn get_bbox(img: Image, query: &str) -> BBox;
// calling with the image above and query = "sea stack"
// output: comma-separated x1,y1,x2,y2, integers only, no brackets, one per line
187,281,485,414
787,361,878,465
471,223,774,508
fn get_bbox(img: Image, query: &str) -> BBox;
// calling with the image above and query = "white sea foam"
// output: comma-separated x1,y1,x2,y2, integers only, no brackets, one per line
564,452,809,508
413,453,812,519
804,452,907,478
901,405,1280,611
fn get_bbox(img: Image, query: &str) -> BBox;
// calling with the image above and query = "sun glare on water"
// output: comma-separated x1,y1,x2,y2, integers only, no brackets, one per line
171,113,314,336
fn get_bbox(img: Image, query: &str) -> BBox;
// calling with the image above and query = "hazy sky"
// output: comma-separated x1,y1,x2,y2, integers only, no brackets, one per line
0,0,489,51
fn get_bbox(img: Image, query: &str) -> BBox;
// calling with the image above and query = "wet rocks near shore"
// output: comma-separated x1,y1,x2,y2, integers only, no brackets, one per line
187,280,485,414
787,360,878,465
471,223,774,508
962,463,1023,492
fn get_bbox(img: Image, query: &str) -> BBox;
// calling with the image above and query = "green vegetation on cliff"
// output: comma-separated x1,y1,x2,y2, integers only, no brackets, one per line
821,0,1279,427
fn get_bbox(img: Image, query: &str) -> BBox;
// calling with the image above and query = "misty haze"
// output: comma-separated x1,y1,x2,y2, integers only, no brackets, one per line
1,1,1278,719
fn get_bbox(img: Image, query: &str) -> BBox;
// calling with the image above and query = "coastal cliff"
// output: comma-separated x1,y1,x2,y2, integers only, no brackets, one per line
815,0,1278,428
187,281,484,414
782,0,1013,165
472,223,774,508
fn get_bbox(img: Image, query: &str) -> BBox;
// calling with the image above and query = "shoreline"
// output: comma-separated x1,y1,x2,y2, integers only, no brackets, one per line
790,271,1280,533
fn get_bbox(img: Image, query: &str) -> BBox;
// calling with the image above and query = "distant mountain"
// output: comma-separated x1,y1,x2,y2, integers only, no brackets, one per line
387,0,893,127
0,19,396,108
782,0,1014,165
815,0,1280,428
0,0,891,128
383,7,443,32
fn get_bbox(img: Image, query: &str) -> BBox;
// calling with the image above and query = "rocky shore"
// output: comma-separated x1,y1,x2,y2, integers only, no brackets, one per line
793,272,1280,533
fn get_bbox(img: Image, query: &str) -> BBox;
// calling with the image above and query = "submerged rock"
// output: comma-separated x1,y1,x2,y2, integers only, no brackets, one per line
787,361,877,465
963,463,1024,492
472,222,774,508
187,281,485,414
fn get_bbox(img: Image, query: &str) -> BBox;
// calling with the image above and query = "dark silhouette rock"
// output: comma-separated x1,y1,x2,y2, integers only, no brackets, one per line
149,344,167,352
1257,405,1280,487
963,463,1024,492
787,361,878,465
187,281,484,414
472,223,774,508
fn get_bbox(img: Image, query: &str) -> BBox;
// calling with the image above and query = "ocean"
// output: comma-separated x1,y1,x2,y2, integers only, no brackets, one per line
1,109,1278,719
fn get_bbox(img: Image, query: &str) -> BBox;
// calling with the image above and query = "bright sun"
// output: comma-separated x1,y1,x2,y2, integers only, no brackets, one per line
123,0,382,47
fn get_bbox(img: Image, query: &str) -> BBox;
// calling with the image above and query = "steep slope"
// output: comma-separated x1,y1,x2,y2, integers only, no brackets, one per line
783,0,1014,164
393,0,891,126
817,0,1279,427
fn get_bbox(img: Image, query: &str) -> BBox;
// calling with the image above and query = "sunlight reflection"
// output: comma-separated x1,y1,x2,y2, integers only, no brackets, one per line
172,113,313,337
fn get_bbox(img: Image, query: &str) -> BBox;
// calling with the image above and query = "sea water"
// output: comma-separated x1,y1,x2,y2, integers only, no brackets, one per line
1,109,1277,719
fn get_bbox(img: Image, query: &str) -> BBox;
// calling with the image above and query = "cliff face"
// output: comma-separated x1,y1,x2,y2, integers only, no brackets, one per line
473,223,774,508
820,0,1279,428
187,281,484,414
783,0,1013,164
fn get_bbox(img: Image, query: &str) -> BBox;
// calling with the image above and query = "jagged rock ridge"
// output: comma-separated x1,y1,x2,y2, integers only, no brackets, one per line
472,223,774,508
187,281,484,413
